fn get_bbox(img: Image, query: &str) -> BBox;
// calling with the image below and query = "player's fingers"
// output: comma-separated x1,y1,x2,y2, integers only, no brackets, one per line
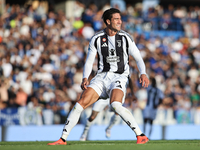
139,78,142,83
81,82,87,90
84,84,87,90
146,78,149,86
141,79,145,87
143,79,149,87
142,80,146,87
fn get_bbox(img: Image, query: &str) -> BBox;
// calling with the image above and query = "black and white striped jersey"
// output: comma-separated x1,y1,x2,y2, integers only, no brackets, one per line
83,29,146,79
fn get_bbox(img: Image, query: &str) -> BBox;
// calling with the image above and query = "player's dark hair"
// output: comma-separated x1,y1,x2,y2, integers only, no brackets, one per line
102,8,121,25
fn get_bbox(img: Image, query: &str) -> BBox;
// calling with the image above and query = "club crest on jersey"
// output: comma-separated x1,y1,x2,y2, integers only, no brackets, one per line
117,40,121,47
102,38,106,42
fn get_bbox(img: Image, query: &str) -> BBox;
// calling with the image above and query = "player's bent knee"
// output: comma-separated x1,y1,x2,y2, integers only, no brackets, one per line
111,101,122,113
77,100,88,109
78,96,92,109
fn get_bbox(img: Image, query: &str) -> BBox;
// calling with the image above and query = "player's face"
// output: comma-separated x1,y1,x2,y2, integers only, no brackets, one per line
107,13,122,31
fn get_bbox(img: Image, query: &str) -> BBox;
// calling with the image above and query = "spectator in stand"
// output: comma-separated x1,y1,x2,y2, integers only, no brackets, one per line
0,77,9,103
2,56,13,78
15,87,28,107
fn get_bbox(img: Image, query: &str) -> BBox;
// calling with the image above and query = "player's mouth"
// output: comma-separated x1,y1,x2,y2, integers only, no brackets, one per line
116,25,121,29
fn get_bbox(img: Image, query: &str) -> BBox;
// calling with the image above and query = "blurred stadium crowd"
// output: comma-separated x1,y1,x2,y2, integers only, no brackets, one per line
0,1,200,125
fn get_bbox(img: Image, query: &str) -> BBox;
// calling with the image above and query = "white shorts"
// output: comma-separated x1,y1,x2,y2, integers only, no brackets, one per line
88,72,128,103
92,98,110,112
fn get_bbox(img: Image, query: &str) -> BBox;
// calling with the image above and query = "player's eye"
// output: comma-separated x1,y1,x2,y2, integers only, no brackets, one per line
114,18,121,22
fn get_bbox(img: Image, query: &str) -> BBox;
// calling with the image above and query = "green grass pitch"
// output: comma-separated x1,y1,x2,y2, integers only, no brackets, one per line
0,140,200,150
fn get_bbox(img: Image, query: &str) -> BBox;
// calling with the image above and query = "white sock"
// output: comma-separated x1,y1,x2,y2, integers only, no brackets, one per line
106,114,121,130
81,119,93,137
61,102,83,140
111,101,142,136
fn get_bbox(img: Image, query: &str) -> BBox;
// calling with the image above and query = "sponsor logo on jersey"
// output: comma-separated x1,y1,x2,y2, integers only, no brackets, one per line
106,49,120,63
102,43,108,47
109,49,115,56
106,56,120,63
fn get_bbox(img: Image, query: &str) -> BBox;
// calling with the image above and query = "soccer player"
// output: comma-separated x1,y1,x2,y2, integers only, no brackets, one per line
80,78,136,141
48,8,149,145
143,77,164,138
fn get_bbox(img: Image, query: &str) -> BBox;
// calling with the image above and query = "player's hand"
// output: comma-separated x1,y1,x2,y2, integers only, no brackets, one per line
139,74,149,88
81,78,89,90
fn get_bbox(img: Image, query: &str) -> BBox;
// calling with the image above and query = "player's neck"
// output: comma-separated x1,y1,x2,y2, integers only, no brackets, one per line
105,28,118,36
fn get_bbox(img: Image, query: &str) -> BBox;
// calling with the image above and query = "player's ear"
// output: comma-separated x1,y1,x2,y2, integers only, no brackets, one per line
106,19,110,25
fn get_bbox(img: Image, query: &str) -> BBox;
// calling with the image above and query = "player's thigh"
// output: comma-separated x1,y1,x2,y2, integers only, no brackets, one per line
78,87,99,109
109,76,128,103
110,89,124,103
88,74,105,97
